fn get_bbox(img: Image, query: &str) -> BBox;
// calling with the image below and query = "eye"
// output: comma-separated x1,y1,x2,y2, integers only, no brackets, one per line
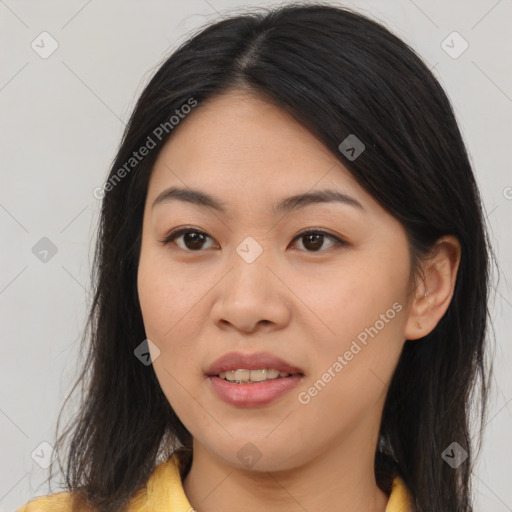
159,227,348,253
159,227,217,251
290,229,347,252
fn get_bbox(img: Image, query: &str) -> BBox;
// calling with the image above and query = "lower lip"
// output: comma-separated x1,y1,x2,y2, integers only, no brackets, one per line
208,375,303,408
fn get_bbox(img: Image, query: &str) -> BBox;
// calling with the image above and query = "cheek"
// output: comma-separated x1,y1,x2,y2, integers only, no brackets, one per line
294,298,406,441
302,253,408,345
137,254,204,413
137,260,171,341
296,249,409,406
137,246,213,389
138,247,198,340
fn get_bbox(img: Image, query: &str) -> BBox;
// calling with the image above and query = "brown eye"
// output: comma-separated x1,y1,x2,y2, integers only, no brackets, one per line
160,228,216,251
160,228,347,253
290,230,346,252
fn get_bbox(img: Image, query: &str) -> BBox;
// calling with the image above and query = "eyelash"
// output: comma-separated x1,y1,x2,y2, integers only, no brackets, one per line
158,227,348,253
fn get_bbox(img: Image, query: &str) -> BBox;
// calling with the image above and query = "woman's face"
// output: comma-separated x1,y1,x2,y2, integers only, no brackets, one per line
137,89,414,471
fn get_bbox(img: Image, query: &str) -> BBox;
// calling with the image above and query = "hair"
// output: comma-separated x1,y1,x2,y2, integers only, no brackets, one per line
46,3,494,511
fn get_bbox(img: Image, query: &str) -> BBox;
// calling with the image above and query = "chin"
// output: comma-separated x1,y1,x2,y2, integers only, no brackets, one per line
208,441,304,473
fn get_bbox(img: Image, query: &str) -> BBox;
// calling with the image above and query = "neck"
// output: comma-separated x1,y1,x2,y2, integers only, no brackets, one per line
182,428,389,512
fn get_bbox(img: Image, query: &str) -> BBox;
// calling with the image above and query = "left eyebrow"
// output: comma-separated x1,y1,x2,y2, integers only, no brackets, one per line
273,189,364,214
151,186,364,214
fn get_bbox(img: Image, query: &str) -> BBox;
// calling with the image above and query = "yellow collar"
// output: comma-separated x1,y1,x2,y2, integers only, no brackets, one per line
17,452,412,511
385,474,412,512
130,452,412,512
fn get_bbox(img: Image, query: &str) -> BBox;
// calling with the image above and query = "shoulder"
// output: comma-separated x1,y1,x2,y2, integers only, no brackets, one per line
15,452,189,512
15,491,77,512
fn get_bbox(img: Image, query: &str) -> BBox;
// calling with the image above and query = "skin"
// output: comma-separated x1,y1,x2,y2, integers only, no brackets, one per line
137,89,460,512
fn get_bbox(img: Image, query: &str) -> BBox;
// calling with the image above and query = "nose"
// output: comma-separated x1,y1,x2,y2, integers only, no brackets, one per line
210,248,292,334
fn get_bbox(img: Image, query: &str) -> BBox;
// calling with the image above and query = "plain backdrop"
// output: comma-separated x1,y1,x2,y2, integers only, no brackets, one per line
1,1,511,511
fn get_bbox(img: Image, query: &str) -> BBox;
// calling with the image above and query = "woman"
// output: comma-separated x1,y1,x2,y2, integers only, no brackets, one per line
17,3,493,512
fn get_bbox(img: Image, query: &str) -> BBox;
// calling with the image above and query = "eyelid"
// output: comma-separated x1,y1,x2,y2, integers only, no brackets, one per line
159,226,349,251
158,226,214,247
290,229,348,250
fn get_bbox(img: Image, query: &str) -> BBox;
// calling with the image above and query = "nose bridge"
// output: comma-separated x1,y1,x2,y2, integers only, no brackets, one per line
211,232,290,331
229,233,274,294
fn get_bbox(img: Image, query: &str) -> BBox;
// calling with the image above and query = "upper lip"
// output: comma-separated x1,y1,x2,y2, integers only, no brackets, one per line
205,351,305,376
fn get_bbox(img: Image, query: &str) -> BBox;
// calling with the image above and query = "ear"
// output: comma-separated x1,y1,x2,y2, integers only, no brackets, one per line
404,235,461,340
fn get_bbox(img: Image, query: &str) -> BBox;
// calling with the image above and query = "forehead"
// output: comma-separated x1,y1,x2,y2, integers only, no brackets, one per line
147,90,366,207
163,91,333,167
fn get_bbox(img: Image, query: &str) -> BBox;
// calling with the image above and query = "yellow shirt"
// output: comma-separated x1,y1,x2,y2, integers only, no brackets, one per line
16,452,412,511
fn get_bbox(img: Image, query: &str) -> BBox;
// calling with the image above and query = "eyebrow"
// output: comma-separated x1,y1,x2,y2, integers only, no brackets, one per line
152,186,364,214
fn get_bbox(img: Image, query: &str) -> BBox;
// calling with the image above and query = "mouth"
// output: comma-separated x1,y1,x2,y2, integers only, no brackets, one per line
207,373,304,408
216,368,304,384
205,351,305,407
205,350,305,379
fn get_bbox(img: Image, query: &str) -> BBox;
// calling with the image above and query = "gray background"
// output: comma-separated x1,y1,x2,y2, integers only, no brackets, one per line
1,1,511,511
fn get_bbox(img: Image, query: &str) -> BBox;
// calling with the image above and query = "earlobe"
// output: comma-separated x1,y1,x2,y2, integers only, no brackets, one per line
404,235,461,340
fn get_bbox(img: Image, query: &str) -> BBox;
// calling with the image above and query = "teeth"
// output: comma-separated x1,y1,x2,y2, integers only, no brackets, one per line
218,368,293,383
